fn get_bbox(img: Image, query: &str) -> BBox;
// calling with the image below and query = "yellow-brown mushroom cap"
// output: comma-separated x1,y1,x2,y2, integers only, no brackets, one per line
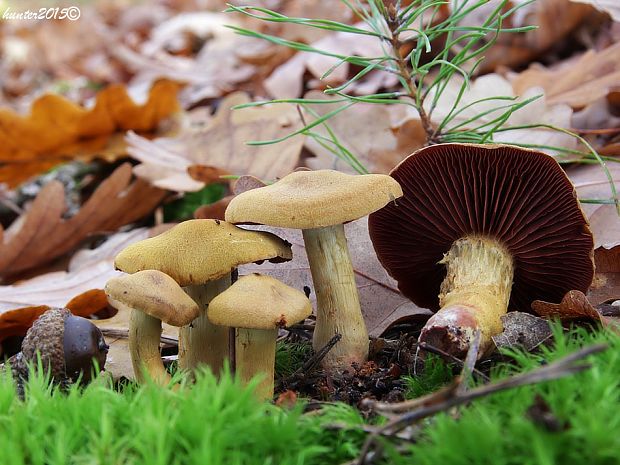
105,270,200,327
225,170,403,229
207,274,312,330
114,219,293,286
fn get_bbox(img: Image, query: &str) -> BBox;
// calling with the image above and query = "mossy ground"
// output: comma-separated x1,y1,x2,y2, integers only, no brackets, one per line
1,326,619,465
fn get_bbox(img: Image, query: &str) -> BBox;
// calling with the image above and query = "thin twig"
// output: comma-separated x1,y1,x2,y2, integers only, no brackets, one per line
100,329,177,346
277,333,343,390
300,333,342,374
457,329,481,394
355,343,607,464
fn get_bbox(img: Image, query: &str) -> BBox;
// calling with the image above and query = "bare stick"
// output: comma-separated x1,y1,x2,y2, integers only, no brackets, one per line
356,343,607,465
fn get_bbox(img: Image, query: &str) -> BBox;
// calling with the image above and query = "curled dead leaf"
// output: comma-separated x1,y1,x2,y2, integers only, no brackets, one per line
532,289,620,328
0,80,181,187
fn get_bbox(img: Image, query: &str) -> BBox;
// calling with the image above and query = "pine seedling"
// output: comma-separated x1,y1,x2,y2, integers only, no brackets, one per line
228,0,618,211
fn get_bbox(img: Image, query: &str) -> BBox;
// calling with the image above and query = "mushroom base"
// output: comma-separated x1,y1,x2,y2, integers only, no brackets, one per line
180,275,232,376
236,327,277,401
129,310,170,385
420,236,514,358
303,224,369,372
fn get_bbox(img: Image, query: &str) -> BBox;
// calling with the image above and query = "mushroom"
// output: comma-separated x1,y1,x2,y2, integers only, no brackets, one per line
207,274,312,400
368,143,595,358
113,219,292,374
104,270,200,384
225,169,403,371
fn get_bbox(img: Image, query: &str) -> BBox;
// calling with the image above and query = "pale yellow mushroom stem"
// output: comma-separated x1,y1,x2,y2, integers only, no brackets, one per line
129,310,171,386
303,223,369,371
179,275,232,375
235,328,278,401
420,236,514,358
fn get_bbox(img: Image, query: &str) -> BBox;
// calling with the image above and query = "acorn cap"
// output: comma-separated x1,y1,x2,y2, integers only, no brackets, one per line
19,307,108,382
225,169,403,229
105,270,200,327
368,143,595,312
114,219,293,286
208,274,312,330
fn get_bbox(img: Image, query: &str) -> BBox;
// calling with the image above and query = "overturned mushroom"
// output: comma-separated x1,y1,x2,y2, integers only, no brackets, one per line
208,274,312,400
369,143,594,358
114,219,292,374
225,170,403,371
105,270,199,385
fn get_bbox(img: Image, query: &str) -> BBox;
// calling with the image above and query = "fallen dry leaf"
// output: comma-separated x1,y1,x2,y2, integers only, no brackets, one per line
512,42,620,109
532,289,620,327
589,246,620,305
570,0,620,21
264,22,398,99
127,92,305,191
0,227,150,340
463,0,594,72
243,219,431,337
425,74,577,156
0,164,165,278
568,162,620,250
0,80,181,187
492,312,553,351
194,196,233,221
303,91,427,173
113,12,256,105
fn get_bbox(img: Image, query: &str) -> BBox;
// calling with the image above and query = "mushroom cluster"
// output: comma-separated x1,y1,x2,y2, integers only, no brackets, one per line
369,144,595,358
104,169,402,398
106,219,294,385
104,146,590,398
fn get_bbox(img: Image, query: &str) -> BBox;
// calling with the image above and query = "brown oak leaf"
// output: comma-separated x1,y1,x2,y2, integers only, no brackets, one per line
0,80,181,186
0,164,165,278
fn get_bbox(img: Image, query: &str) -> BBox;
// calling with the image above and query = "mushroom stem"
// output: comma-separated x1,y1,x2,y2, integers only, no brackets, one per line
303,224,368,371
129,310,170,385
420,236,514,358
180,275,232,375
235,328,277,401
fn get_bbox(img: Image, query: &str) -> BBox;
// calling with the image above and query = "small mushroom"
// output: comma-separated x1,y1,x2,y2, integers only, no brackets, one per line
225,170,403,371
113,219,292,374
7,307,108,393
369,143,595,358
104,270,199,385
207,274,311,400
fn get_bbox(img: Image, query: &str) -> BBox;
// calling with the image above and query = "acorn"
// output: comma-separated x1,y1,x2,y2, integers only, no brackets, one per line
7,307,108,388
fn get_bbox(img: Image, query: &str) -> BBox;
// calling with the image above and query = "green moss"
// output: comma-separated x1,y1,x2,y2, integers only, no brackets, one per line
406,327,620,465
163,184,226,221
1,328,619,465
403,353,456,398
275,340,312,378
